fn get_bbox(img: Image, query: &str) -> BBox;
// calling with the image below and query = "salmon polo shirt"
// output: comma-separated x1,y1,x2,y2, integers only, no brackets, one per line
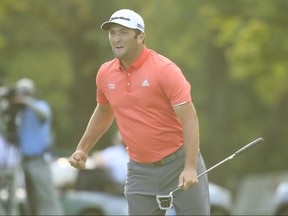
96,46,192,163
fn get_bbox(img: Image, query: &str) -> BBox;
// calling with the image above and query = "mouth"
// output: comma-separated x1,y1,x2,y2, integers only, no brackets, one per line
115,45,124,50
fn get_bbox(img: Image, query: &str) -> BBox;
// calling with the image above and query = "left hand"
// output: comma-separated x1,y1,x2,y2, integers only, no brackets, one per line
178,167,198,190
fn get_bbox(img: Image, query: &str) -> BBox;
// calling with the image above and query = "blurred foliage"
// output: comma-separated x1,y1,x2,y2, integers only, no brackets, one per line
0,0,287,189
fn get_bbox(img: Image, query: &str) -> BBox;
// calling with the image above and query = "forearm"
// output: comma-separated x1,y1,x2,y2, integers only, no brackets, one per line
182,106,199,170
14,96,49,121
76,104,115,155
174,101,200,189
27,99,49,121
174,102,199,169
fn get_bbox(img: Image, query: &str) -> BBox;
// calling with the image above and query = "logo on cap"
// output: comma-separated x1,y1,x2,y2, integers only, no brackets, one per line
110,16,131,22
137,23,144,30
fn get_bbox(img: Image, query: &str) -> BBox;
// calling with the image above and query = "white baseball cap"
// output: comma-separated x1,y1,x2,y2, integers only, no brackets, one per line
15,78,36,95
101,9,145,32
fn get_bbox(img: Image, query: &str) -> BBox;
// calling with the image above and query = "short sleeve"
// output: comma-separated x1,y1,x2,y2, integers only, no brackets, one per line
159,63,191,106
96,65,110,105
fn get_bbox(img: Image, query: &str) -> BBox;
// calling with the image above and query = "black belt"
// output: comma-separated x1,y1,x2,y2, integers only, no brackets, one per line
132,146,185,167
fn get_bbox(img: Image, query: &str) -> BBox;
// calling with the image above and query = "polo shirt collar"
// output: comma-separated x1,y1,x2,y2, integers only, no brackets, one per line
118,46,150,71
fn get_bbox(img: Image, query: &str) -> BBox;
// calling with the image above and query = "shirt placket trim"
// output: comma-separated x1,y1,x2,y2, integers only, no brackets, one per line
126,68,133,93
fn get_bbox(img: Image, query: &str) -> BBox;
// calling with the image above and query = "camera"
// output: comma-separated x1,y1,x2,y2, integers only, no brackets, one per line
0,85,23,145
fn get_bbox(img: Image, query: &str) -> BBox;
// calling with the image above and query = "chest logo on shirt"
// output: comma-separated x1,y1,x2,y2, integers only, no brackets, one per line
108,83,116,90
141,79,150,87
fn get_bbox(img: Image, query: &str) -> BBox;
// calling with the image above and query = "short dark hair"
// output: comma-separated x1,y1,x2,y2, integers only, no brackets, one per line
134,29,144,44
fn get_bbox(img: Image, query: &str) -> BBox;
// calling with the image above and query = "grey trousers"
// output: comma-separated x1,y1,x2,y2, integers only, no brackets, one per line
125,152,210,215
23,157,64,215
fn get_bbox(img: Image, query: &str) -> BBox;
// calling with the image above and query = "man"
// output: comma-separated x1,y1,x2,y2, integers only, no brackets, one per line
13,78,64,215
69,9,210,215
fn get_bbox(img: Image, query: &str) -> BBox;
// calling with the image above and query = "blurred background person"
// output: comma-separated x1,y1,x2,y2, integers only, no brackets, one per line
0,84,22,215
0,133,21,215
92,130,128,189
12,78,64,215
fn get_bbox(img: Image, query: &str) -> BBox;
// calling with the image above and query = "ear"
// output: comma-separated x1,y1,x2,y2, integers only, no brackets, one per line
137,32,145,44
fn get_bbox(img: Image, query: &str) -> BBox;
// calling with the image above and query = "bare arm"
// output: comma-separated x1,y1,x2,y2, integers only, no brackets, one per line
173,101,199,190
13,96,49,122
69,103,115,169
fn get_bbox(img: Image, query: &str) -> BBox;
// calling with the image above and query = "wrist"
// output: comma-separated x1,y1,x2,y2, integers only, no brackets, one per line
75,149,88,161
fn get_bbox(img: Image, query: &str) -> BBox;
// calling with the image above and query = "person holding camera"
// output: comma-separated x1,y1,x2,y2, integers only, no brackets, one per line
13,78,63,215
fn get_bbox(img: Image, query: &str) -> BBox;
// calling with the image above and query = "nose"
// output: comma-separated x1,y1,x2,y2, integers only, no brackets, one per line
110,32,122,43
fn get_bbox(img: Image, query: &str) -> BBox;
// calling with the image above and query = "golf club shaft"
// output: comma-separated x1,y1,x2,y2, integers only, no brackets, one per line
172,137,264,193
198,137,263,178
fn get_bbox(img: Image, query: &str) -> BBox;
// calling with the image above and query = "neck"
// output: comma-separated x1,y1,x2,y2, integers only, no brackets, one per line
121,45,144,69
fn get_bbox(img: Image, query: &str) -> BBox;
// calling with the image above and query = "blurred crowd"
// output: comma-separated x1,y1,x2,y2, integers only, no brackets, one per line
0,78,63,215
0,78,129,215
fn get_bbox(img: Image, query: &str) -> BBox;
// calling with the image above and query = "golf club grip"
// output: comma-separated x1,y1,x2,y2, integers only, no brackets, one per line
234,137,263,156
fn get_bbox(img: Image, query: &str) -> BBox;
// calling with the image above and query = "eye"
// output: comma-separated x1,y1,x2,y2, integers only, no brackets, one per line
120,30,129,35
109,31,116,36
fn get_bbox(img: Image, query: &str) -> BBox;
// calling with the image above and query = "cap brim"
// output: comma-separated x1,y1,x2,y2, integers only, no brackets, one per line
101,21,114,30
101,20,142,31
101,21,130,30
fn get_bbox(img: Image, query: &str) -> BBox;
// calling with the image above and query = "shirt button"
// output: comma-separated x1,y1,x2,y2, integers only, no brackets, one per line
128,73,131,76
127,83,130,86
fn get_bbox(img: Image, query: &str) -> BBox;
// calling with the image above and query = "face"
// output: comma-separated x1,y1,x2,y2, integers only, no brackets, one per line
108,24,144,66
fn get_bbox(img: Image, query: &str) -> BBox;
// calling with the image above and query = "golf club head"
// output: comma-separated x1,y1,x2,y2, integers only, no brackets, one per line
156,193,174,210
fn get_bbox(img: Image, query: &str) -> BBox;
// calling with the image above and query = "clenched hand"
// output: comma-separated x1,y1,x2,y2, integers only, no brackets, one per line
69,150,88,169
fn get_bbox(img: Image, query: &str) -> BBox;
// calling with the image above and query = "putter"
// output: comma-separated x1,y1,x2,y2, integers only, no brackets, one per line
156,137,264,210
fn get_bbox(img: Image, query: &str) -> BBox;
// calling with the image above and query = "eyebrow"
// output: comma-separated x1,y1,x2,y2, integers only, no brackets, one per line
109,24,130,31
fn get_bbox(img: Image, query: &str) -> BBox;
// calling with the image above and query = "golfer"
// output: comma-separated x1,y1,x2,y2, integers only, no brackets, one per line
69,9,210,215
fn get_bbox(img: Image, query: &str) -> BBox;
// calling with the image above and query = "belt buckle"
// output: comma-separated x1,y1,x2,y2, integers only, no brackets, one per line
151,160,163,167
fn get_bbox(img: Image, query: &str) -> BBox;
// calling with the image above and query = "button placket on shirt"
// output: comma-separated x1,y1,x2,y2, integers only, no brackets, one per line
126,70,132,93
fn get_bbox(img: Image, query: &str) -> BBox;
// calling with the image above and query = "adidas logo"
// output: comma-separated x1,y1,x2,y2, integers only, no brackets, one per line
141,79,150,87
